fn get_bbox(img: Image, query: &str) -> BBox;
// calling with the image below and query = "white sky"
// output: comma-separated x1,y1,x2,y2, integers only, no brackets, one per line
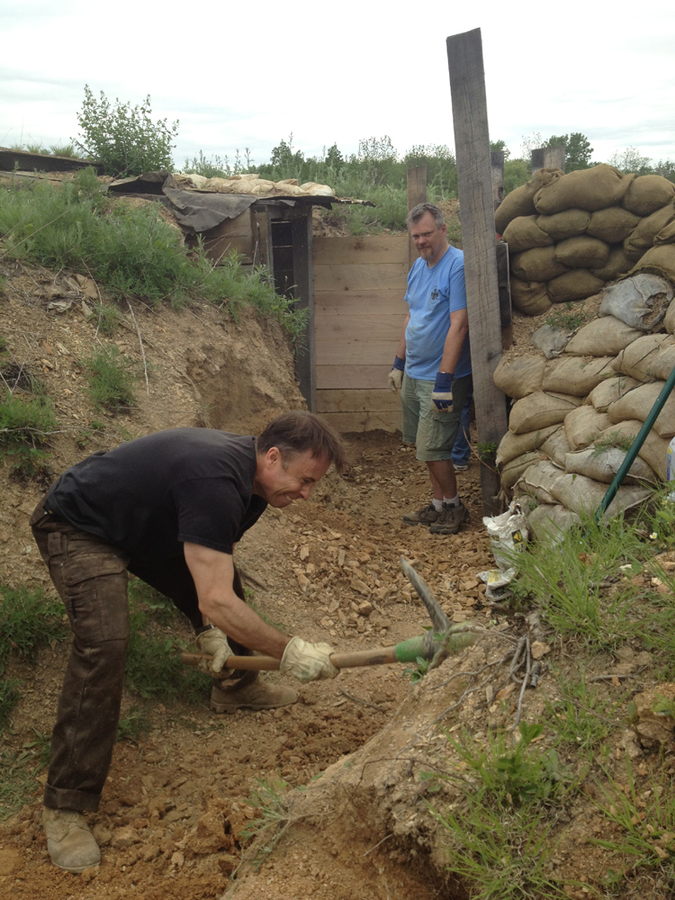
2,0,674,172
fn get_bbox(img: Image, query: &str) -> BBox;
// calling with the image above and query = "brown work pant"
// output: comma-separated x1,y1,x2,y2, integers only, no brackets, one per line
30,498,252,812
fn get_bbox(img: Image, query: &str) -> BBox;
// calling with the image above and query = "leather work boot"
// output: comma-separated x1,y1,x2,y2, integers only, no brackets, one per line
429,501,468,535
42,807,101,873
210,678,298,714
402,502,442,526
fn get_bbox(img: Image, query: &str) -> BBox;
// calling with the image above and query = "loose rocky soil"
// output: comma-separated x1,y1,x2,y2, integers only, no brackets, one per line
1,259,674,900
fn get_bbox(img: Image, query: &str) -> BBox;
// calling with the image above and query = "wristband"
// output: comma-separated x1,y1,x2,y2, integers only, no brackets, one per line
392,356,405,371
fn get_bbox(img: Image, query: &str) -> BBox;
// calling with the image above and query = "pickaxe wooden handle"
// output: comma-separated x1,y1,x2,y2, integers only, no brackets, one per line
181,628,477,672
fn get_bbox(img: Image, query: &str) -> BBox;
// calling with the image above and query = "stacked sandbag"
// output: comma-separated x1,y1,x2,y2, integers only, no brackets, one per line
494,270,675,540
498,165,675,315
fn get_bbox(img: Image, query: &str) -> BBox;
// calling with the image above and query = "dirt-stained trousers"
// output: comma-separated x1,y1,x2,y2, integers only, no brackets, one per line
30,497,252,812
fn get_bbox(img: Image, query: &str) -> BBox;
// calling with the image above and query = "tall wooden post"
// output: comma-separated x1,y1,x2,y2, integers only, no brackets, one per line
447,28,508,515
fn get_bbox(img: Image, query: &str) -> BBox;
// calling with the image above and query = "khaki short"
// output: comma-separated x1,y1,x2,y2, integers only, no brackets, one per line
400,373,473,462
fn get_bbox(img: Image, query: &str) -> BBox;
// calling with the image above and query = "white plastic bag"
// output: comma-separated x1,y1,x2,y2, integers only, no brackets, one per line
477,501,529,600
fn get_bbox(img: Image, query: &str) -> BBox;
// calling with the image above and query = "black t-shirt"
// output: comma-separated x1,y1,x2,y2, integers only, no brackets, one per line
45,428,267,561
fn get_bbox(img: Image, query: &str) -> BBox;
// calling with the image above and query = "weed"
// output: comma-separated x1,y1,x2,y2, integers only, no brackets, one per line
404,655,431,683
75,418,107,449
545,302,590,332
83,345,137,413
425,723,570,899
593,432,634,454
477,440,497,465
0,584,67,667
238,776,293,872
545,669,615,754
0,678,20,731
592,757,675,880
117,705,151,743
92,301,123,336
0,747,46,819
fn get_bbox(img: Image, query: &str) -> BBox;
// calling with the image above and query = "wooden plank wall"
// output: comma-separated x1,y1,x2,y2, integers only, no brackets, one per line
313,235,409,433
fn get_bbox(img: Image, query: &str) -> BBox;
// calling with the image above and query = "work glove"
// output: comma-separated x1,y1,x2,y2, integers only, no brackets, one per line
280,636,339,683
388,356,405,393
195,626,233,675
431,372,454,412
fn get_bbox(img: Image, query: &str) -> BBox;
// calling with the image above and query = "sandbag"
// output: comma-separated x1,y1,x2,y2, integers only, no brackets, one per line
591,246,633,282
548,270,605,303
611,333,673,381
534,164,629,215
525,503,580,543
513,459,565,505
554,236,610,269
502,216,553,253
596,419,669,480
564,317,643,356
536,209,590,241
632,244,675,284
531,323,570,359
587,207,641,243
511,246,568,283
564,446,657,485
564,406,612,450
648,339,675,381
492,354,546,399
510,278,552,316
622,175,675,217
655,220,675,246
624,202,675,258
509,391,582,434
542,356,614,396
664,297,675,335
495,168,564,235
550,471,650,519
501,450,547,492
585,374,642,412
541,426,571,467
496,424,560,466
607,381,675,437
599,273,672,330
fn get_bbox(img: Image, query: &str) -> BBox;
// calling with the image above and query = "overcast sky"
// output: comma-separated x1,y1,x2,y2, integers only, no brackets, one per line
2,0,674,173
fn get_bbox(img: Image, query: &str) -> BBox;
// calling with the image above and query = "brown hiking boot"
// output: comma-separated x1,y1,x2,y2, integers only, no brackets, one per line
429,501,468,535
402,502,442,526
42,807,101,873
210,678,298,714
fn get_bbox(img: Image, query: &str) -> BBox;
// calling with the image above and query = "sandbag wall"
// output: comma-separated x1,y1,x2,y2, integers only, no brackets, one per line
495,165,675,316
494,272,675,539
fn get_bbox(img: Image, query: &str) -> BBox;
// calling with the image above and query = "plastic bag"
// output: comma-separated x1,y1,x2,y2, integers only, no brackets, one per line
477,501,529,600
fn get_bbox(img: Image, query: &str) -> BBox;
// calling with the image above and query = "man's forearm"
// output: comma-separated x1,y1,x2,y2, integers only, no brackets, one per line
201,593,291,658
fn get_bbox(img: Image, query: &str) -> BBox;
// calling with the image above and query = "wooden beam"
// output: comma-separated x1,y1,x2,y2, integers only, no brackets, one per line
531,146,566,173
313,234,408,265
447,28,508,514
291,213,316,412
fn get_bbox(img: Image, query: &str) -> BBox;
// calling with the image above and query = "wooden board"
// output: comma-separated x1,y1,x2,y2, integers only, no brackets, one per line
319,409,402,434
313,235,408,266
315,290,407,318
317,389,401,413
314,314,403,343
316,340,395,367
316,365,391,390
313,263,408,293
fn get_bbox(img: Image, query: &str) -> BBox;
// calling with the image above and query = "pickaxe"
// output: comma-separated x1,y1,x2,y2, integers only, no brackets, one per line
181,556,477,672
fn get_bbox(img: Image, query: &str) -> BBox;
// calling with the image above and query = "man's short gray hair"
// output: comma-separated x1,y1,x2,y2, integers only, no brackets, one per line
406,202,445,229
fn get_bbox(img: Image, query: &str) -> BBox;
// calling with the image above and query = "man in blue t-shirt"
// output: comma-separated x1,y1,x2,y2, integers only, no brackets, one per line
388,203,472,535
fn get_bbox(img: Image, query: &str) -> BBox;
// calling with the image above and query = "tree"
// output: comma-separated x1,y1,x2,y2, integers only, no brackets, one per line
74,86,179,178
489,139,511,161
607,147,653,175
546,133,593,171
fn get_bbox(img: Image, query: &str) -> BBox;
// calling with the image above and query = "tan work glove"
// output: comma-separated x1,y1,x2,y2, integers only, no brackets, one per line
280,636,339,683
388,356,405,393
195,626,232,674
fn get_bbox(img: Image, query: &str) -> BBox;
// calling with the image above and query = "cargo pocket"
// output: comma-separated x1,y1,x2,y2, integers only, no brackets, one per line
60,550,131,644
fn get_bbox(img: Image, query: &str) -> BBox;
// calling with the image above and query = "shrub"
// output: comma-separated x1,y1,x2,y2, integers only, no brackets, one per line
74,85,179,177
83,345,137,413
0,584,67,666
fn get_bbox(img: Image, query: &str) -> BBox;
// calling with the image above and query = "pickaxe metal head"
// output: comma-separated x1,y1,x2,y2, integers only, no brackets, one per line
400,556,452,633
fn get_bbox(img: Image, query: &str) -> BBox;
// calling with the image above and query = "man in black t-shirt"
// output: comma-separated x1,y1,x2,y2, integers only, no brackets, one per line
30,411,348,874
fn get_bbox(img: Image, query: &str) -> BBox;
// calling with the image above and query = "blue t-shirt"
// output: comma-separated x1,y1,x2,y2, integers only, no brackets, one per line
404,245,471,381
